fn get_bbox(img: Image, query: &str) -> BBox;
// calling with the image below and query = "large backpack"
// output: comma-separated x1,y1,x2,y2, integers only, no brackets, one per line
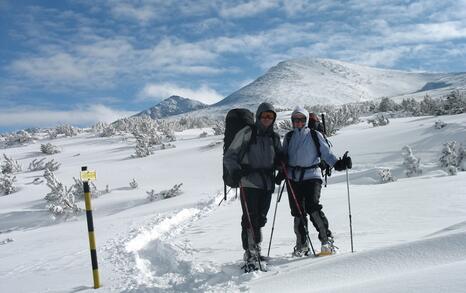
222,108,255,188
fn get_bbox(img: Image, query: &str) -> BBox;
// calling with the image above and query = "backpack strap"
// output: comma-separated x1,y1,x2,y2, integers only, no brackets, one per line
310,129,322,158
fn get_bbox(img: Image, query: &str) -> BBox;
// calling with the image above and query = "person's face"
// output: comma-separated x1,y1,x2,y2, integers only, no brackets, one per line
291,113,306,129
260,111,275,128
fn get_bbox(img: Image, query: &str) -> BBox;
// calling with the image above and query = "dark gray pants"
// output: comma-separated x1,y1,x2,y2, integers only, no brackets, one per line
287,179,332,244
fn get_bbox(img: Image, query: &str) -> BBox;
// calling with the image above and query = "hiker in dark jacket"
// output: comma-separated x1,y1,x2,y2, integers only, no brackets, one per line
223,102,282,262
279,106,351,256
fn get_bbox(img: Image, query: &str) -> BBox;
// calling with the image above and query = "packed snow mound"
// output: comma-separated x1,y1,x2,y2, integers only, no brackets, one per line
214,58,466,108
134,95,208,119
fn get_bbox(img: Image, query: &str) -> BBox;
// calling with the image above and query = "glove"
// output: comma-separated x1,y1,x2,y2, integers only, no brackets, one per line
334,151,352,171
343,152,352,169
274,170,285,185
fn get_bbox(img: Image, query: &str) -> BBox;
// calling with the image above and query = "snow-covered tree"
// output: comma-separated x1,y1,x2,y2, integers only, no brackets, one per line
443,90,466,114
378,168,397,183
212,122,225,136
56,124,79,137
0,173,17,195
401,98,421,115
70,177,100,201
43,169,81,217
132,134,153,158
41,143,60,154
378,97,400,112
147,183,183,201
401,146,422,177
1,154,22,174
129,178,138,189
439,142,458,175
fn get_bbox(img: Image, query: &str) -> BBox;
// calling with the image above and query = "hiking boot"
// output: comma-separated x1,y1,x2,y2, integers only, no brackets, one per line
292,241,310,257
319,239,336,256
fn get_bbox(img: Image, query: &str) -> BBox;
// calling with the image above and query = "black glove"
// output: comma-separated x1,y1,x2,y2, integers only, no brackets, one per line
334,151,352,171
274,170,285,185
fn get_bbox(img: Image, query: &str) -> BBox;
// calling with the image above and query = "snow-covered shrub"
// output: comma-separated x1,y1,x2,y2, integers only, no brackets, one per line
160,143,176,150
305,103,361,136
378,168,397,183
99,126,117,137
129,178,138,189
368,114,390,127
378,97,401,112
212,122,225,136
56,124,79,137
44,159,61,171
41,143,60,154
199,131,208,138
0,173,17,195
434,120,447,129
1,154,22,174
278,120,293,132
401,146,422,177
132,134,153,158
28,158,46,171
458,145,466,171
147,183,183,202
70,177,100,201
43,169,81,217
439,142,459,175
46,129,58,140
401,98,421,116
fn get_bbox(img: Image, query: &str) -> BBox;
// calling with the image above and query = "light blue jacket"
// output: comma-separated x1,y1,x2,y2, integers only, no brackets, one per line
283,127,338,182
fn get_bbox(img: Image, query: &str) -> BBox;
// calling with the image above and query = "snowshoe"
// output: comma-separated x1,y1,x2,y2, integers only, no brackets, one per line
292,241,310,257
242,250,267,272
317,239,337,256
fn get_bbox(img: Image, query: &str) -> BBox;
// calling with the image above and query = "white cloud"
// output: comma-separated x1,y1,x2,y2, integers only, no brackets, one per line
220,0,279,18
138,83,223,104
0,105,135,129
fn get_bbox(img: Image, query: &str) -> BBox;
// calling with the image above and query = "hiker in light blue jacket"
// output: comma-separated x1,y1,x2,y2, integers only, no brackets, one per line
278,106,351,256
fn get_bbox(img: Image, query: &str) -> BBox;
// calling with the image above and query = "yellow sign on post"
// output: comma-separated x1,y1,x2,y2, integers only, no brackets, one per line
80,170,97,181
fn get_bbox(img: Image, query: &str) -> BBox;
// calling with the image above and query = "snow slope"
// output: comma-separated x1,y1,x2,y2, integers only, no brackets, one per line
1,114,466,292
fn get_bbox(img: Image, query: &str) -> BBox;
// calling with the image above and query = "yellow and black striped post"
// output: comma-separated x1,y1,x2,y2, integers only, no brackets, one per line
81,166,100,289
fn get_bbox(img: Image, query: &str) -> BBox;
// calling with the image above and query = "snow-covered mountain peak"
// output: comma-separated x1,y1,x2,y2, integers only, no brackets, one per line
135,95,208,119
214,58,465,108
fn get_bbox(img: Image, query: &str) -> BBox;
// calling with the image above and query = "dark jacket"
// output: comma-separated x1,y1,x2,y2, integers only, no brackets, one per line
223,103,282,191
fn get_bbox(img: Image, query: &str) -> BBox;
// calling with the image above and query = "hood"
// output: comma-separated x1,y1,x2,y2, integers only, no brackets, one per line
255,102,276,133
255,102,276,121
291,106,309,123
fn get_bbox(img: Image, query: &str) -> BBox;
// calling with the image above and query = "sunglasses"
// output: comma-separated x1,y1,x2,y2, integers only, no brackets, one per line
291,117,306,123
260,113,275,120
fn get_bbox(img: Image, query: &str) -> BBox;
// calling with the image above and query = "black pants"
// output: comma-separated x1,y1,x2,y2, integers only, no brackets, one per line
240,187,272,251
286,179,332,244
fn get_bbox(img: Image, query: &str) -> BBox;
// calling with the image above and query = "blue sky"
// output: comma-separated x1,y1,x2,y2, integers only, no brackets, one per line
1,0,466,132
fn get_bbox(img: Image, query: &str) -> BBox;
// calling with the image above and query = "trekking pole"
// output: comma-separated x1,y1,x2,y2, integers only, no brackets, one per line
267,182,286,257
345,166,354,253
280,162,317,257
240,185,264,271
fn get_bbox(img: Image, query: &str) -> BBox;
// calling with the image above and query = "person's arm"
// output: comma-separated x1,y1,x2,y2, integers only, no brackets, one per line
316,131,337,166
